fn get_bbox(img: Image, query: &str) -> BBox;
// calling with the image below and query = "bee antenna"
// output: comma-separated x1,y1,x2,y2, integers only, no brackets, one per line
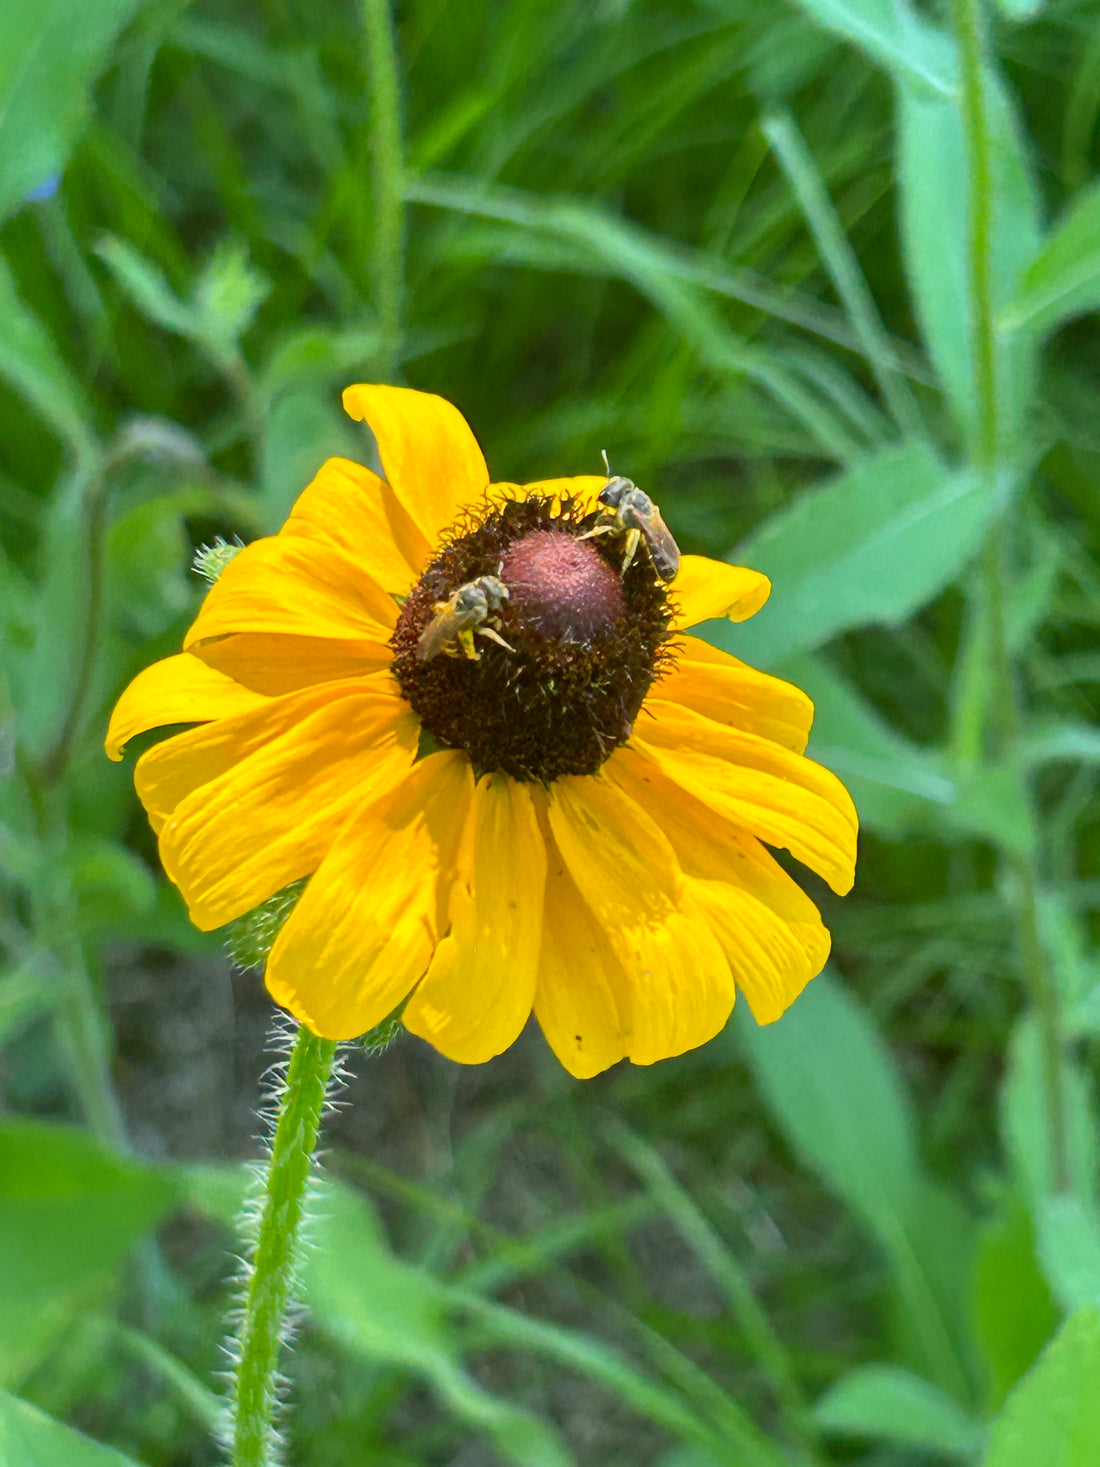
601,448,611,479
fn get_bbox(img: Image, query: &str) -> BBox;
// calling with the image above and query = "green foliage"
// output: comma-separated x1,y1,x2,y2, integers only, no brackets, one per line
725,439,1005,667
1009,181,1100,335
0,1388,144,1467
970,1201,1057,1409
0,1121,177,1384
227,879,305,969
984,1307,1100,1467
305,1183,575,1467
3,0,1100,1461
813,1363,984,1456
0,0,142,226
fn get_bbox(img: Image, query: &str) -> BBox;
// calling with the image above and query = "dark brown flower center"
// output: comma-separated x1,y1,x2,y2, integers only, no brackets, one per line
390,495,673,782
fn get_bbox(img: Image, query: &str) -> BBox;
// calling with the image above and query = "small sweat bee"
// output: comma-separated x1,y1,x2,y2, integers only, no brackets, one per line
416,574,515,662
581,460,680,582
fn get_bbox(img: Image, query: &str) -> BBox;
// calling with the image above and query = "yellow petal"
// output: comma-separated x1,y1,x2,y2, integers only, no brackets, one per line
489,476,608,515
635,700,858,895
548,775,734,1066
654,635,814,753
607,748,831,1024
192,632,391,696
669,556,770,630
265,752,473,1040
403,774,546,1063
184,535,397,652
283,455,430,597
342,384,489,546
534,827,629,1079
134,673,395,828
158,683,419,931
105,653,270,761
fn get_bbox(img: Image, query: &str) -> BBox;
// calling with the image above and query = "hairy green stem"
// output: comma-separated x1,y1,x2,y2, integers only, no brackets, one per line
953,0,1070,1192
363,0,405,380
230,1025,337,1467
952,0,998,468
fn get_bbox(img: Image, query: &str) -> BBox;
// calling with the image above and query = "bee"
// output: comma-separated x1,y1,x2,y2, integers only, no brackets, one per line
416,574,515,662
581,457,680,582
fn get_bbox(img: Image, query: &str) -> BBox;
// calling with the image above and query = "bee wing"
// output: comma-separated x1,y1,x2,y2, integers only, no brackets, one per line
417,608,459,661
640,508,681,580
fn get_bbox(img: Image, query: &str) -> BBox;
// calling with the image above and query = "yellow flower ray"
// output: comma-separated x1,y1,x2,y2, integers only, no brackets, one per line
548,774,735,1065
106,653,271,762
265,752,473,1040
158,689,419,932
342,383,490,546
404,774,547,1063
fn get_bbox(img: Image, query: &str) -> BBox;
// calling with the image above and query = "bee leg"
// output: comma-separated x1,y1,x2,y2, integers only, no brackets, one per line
619,528,641,576
477,624,516,654
458,627,481,660
578,518,614,542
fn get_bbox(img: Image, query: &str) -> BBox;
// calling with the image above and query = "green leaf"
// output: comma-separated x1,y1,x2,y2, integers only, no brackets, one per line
0,1389,144,1466
105,496,193,641
984,1307,1100,1467
0,1121,177,1383
713,440,1006,668
948,762,1036,857
0,255,95,456
776,652,955,835
785,0,953,94
0,0,142,225
192,242,269,348
1035,1193,1100,1314
813,1364,982,1456
455,1288,784,1467
93,235,196,339
259,325,382,400
739,973,919,1242
259,388,364,529
1000,1016,1099,1209
896,62,1041,456
971,1200,1057,1409
1007,181,1100,335
303,1183,574,1467
0,958,65,1049
64,835,157,934
737,972,969,1393
789,650,1036,858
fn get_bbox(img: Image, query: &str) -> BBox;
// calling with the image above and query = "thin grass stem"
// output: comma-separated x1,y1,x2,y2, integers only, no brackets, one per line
953,0,1070,1192
761,109,924,439
363,0,405,381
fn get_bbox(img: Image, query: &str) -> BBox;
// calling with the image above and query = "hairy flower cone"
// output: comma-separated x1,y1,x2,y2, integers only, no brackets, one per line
391,499,670,781
106,385,858,1077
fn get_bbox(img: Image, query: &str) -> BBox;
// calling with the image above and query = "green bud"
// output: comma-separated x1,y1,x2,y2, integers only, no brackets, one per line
359,1006,406,1054
228,879,306,969
193,536,244,584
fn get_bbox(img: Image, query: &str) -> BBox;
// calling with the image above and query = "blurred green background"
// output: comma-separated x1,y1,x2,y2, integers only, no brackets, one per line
4,0,1100,1463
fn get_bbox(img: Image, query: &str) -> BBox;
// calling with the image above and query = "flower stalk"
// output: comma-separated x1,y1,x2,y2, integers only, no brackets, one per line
229,1024,337,1467
363,0,405,381
952,0,1069,1191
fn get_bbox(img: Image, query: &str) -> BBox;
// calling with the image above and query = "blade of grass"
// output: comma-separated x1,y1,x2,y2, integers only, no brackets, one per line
601,1116,818,1451
454,1289,788,1467
762,108,924,437
408,171,931,382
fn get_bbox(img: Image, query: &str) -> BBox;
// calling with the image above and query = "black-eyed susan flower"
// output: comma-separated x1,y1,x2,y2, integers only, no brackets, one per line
107,386,857,1077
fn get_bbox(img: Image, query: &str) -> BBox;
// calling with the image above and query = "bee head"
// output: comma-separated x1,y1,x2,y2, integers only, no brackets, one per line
480,576,509,610
598,476,634,509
